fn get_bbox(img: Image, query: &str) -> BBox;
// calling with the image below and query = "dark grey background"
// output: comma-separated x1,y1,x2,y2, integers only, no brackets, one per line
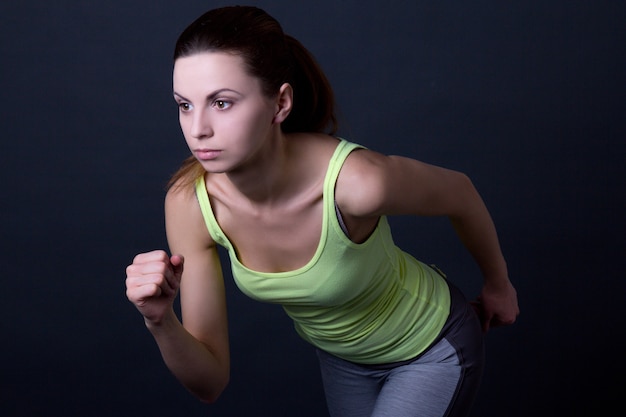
2,1,624,416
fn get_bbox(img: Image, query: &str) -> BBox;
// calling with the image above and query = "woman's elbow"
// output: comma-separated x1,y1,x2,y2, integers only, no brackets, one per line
196,373,230,404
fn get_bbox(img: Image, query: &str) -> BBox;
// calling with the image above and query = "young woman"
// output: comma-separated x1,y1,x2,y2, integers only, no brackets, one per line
125,6,519,417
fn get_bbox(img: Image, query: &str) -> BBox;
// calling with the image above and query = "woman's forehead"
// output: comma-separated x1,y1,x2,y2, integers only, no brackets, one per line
173,52,258,93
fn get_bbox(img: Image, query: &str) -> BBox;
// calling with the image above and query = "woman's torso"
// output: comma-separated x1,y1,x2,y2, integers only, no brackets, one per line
194,136,451,364
202,134,376,272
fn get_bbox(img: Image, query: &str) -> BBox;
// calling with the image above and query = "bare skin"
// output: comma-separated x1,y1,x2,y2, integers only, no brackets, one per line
125,51,519,403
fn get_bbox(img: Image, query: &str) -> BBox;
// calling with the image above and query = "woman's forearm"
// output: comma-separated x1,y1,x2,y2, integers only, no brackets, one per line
448,179,509,286
145,309,229,403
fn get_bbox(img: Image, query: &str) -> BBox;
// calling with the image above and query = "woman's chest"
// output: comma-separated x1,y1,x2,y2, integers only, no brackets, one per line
217,196,324,273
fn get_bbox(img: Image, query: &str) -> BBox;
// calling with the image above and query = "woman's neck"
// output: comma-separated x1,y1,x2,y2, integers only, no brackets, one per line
224,132,294,206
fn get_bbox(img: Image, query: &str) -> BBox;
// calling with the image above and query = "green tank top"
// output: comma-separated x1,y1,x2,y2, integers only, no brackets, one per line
195,139,450,364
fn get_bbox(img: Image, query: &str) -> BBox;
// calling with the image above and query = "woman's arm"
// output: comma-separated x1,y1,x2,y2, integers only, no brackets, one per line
336,149,519,331
126,185,230,403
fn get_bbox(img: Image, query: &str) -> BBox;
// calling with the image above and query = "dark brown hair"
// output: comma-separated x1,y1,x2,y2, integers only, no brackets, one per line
169,6,337,189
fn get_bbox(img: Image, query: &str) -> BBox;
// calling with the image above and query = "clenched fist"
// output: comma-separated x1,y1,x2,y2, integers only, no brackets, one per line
125,250,184,324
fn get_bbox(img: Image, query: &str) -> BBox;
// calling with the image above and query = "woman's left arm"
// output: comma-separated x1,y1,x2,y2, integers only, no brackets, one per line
337,149,519,332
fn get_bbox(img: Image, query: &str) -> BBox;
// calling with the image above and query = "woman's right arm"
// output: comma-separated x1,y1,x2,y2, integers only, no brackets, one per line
125,185,230,403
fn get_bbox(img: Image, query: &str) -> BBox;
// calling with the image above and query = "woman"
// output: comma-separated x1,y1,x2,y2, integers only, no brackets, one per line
125,6,519,416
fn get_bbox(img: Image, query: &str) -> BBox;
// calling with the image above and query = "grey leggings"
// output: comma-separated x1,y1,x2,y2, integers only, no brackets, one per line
316,282,484,417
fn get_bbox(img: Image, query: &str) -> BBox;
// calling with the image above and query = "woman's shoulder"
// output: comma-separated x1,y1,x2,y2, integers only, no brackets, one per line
334,143,390,217
165,176,216,248
166,176,200,207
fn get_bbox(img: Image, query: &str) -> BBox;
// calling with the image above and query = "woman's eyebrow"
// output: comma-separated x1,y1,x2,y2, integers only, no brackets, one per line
173,88,242,102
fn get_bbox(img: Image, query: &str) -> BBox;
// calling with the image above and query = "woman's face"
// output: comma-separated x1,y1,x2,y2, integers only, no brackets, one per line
173,52,278,173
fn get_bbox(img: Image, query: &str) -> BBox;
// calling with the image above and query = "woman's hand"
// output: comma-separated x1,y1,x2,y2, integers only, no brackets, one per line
471,279,519,333
125,250,185,324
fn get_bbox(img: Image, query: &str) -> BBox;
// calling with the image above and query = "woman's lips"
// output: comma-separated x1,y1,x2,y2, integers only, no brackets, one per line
195,149,221,160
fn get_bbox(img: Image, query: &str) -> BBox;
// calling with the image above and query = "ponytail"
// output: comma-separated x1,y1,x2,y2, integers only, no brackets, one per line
282,35,337,135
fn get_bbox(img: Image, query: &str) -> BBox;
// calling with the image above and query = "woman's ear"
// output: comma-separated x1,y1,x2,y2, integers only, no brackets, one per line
272,83,293,124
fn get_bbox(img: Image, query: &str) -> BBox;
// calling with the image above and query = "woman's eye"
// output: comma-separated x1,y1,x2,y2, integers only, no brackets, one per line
214,100,232,110
178,102,192,112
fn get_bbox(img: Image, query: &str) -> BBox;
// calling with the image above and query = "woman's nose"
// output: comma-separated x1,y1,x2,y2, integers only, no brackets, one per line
190,110,213,139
